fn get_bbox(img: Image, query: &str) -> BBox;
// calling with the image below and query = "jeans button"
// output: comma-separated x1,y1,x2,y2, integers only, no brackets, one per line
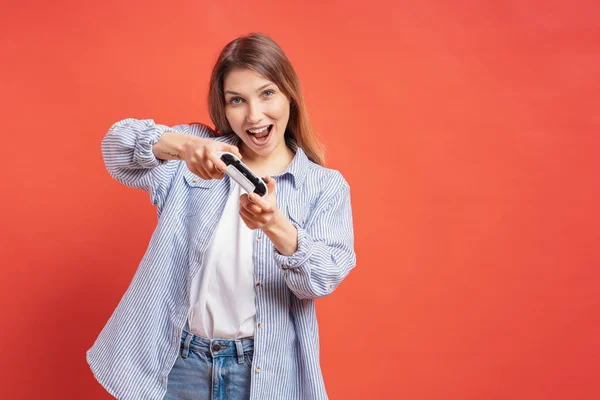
212,344,221,352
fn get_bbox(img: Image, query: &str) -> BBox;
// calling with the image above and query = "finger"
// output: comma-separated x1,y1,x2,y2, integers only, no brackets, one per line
226,145,243,159
212,170,225,180
211,161,226,179
241,196,263,215
249,192,272,212
240,193,262,214
239,208,256,226
239,193,253,207
239,211,254,229
207,151,229,172
204,159,227,180
240,206,269,226
187,161,205,180
265,176,276,191
192,165,209,180
203,159,216,178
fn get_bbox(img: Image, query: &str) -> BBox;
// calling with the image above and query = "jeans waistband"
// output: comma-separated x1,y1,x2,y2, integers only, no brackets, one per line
180,328,254,359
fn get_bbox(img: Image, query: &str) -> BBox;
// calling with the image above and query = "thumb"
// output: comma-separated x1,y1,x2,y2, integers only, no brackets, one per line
265,176,276,190
227,145,243,159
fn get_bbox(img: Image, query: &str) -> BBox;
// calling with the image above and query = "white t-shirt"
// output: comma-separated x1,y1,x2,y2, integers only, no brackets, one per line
187,181,256,339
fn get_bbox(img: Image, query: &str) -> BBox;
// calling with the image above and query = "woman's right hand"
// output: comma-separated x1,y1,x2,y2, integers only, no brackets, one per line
152,130,243,181
182,135,243,181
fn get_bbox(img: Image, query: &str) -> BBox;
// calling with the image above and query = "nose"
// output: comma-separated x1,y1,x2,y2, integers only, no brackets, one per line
246,100,263,124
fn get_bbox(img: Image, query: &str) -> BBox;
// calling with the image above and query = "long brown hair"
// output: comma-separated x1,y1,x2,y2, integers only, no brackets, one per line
208,32,326,166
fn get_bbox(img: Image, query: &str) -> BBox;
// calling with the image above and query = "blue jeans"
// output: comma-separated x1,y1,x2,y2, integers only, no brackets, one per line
164,328,254,400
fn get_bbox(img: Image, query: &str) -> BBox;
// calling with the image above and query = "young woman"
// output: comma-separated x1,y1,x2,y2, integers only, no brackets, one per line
86,32,356,400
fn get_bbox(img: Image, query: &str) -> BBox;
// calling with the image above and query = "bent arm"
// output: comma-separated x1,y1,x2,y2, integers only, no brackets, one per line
273,182,356,299
101,118,211,208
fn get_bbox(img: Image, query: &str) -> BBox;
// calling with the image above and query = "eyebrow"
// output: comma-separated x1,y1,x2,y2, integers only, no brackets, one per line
224,83,274,96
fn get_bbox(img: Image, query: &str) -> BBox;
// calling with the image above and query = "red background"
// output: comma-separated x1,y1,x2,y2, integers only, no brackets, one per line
1,0,599,398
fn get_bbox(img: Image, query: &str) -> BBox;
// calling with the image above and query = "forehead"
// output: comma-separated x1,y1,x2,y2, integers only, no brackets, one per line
223,68,274,92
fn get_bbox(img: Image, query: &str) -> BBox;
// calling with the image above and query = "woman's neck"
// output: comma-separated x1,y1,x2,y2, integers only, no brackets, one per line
240,144,295,178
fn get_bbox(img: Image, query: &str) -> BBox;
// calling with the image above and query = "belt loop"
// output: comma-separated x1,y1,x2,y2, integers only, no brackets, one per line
235,339,244,364
181,331,194,359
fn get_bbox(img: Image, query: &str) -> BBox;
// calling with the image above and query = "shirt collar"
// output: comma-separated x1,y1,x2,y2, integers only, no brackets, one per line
214,134,309,190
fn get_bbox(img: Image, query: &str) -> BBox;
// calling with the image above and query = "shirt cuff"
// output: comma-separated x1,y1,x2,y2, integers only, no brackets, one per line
273,225,314,270
133,120,171,168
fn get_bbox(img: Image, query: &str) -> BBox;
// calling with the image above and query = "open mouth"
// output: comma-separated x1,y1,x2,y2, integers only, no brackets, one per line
246,124,273,145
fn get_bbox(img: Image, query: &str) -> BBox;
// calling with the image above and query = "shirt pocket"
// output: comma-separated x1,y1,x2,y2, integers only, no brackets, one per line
286,201,308,229
180,169,219,216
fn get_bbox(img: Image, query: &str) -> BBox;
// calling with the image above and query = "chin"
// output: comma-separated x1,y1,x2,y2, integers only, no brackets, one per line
255,146,273,156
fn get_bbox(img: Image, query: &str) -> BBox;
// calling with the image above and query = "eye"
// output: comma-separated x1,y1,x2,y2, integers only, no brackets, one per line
263,89,275,98
228,97,243,105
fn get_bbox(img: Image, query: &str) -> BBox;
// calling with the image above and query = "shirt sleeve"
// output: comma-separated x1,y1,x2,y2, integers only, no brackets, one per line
273,180,357,299
101,118,210,209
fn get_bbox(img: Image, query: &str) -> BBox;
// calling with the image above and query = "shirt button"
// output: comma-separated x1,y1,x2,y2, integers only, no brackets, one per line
257,322,263,328
255,280,261,286
256,236,262,242
255,367,261,373
193,179,198,183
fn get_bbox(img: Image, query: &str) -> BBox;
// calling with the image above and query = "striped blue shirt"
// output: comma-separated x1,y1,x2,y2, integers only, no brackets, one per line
86,118,357,400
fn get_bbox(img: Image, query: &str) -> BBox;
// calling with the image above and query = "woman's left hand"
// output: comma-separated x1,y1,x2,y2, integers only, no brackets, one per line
239,176,282,231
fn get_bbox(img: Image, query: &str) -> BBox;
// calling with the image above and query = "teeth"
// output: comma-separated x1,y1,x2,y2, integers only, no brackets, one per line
248,126,268,134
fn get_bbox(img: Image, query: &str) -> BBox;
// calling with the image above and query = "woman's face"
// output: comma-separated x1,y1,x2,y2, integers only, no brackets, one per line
223,68,290,159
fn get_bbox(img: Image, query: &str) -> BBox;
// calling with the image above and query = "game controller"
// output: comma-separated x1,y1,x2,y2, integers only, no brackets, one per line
216,151,268,197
